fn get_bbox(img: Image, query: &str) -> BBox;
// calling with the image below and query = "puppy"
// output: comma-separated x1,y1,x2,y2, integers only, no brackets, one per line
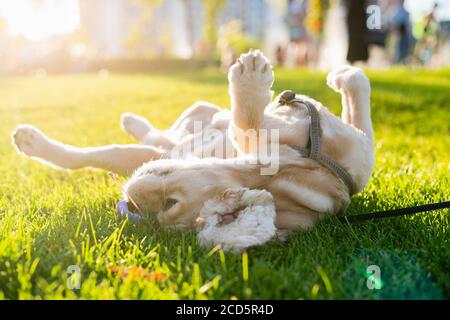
12,50,374,237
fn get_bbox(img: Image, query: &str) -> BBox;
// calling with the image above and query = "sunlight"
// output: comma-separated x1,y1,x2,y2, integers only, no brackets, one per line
0,0,79,41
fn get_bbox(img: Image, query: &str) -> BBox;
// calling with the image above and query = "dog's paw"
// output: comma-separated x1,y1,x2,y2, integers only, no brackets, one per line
228,50,274,92
12,125,50,157
120,112,153,141
327,65,370,94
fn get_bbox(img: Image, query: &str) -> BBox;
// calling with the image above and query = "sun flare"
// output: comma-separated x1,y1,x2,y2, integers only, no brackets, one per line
0,0,79,41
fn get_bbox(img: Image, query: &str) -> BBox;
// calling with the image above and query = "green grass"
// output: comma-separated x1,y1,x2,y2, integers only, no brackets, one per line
0,68,449,300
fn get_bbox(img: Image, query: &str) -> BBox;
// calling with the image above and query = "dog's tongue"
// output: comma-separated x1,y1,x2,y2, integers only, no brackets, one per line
117,196,144,222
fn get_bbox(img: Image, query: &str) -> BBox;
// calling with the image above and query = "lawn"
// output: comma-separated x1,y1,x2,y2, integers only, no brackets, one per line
0,68,449,300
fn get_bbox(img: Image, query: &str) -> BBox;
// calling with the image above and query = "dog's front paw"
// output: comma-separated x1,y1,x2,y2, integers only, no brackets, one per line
327,65,370,94
228,50,274,92
12,125,51,158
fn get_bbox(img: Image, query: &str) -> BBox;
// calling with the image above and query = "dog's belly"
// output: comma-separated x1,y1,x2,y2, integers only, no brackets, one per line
170,110,237,159
192,128,237,159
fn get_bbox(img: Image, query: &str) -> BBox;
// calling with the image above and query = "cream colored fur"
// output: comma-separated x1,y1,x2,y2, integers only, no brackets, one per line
196,188,276,253
12,50,375,252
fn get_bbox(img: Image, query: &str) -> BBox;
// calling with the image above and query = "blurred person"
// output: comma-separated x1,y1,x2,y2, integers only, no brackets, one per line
304,0,330,67
275,44,286,66
285,0,309,66
318,0,348,70
366,0,388,48
343,0,369,64
284,41,304,68
413,2,439,65
286,0,309,43
366,0,390,68
388,0,413,64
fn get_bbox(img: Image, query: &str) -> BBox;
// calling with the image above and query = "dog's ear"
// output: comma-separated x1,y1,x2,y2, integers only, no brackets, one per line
197,188,249,227
196,187,277,253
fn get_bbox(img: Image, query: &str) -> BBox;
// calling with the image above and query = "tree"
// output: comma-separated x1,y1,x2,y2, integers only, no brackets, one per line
125,0,163,57
217,20,261,68
306,0,330,36
203,0,226,59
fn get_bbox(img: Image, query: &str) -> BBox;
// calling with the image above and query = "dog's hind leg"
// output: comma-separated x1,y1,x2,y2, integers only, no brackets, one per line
120,112,175,150
141,101,222,150
121,102,221,150
167,101,222,134
120,112,154,141
327,66,373,141
12,125,165,176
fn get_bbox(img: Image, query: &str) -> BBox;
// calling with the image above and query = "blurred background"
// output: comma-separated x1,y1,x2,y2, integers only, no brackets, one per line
0,0,449,75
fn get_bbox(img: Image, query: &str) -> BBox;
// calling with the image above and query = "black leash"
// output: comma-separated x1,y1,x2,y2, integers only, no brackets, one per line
340,201,450,223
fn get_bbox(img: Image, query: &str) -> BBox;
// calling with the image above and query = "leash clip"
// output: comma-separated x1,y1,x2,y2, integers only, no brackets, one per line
278,90,296,106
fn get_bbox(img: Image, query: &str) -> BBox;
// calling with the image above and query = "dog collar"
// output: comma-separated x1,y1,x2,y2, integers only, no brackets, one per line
276,90,357,195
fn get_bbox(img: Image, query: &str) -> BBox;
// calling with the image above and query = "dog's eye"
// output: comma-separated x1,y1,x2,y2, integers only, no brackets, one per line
163,198,178,211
